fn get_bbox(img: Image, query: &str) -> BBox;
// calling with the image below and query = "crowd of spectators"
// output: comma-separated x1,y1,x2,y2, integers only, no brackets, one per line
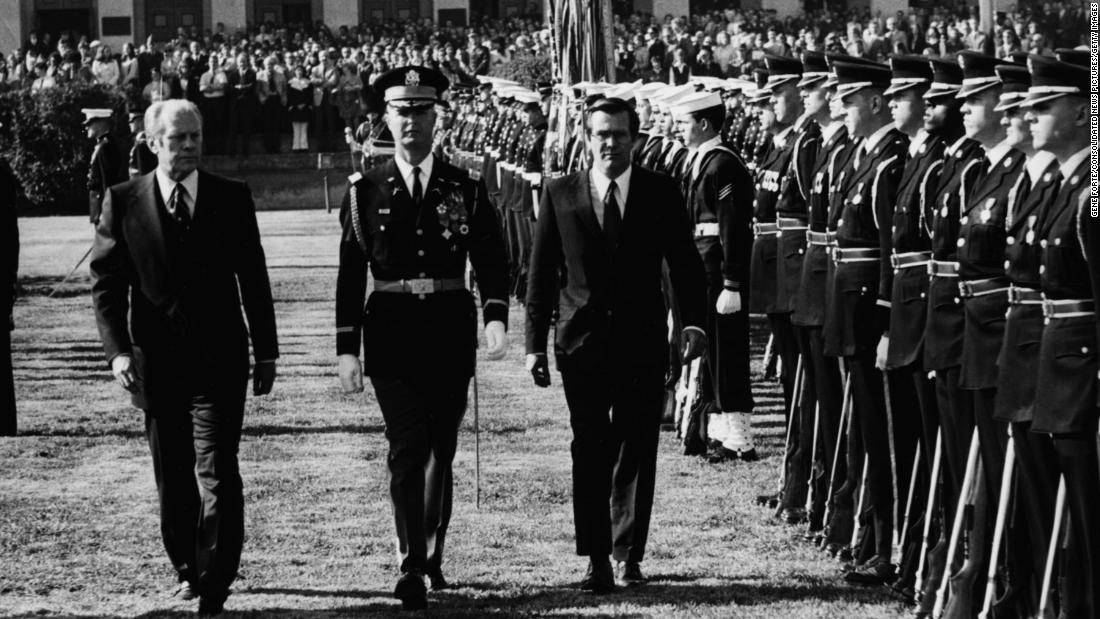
0,1,1087,155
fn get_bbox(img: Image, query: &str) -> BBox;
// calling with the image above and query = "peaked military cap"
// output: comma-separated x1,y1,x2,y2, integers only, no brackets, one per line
823,53,880,88
1054,48,1089,67
81,108,113,125
375,66,449,109
797,50,830,88
992,64,1030,111
764,54,803,90
924,56,965,102
833,60,891,99
884,54,933,96
956,51,1005,98
1022,54,1089,107
747,68,771,103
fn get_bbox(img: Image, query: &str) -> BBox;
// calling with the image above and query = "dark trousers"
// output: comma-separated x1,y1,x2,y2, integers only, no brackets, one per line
847,352,893,560
561,363,665,562
769,312,799,500
227,99,256,156
893,365,938,587
144,384,246,596
1007,422,1058,616
704,275,753,413
371,375,469,575
936,367,973,524
261,98,283,154
802,326,844,529
781,325,819,511
825,368,862,549
1052,433,1100,619
201,97,227,155
0,325,14,436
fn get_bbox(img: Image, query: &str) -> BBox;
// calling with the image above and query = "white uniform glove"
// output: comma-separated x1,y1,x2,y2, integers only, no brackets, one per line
716,289,742,315
484,320,507,360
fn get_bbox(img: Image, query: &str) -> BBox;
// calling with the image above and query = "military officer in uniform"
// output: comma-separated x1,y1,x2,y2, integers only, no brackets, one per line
84,108,126,225
672,90,755,461
790,51,848,540
827,60,912,585
128,111,157,178
1,152,18,436
335,66,510,611
1025,55,1097,619
879,54,951,599
992,62,1061,617
770,53,822,521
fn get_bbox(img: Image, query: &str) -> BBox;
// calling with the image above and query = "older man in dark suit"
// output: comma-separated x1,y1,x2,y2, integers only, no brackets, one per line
525,97,707,593
90,99,278,616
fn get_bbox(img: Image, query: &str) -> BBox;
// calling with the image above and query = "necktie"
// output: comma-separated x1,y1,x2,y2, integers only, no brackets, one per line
167,183,192,233
411,166,423,206
604,180,621,249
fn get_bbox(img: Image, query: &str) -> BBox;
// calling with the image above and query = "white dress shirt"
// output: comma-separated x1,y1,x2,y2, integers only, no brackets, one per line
394,151,435,196
589,164,633,226
155,168,199,216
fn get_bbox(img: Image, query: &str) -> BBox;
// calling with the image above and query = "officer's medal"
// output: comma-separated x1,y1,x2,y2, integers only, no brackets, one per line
980,197,994,224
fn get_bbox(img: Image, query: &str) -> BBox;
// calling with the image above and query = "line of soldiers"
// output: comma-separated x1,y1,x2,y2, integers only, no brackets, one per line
439,47,1096,618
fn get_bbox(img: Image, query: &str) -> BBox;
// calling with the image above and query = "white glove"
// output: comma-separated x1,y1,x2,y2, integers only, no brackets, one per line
875,335,889,371
485,320,508,360
338,354,364,393
111,354,142,393
716,289,742,315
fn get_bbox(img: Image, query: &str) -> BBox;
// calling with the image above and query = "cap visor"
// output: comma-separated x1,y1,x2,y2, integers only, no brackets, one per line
797,75,828,88
388,98,436,110
922,86,961,101
884,82,923,96
955,81,1000,99
1019,91,1072,108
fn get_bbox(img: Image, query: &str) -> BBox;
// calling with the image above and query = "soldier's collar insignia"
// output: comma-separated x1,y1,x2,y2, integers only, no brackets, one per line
406,70,420,86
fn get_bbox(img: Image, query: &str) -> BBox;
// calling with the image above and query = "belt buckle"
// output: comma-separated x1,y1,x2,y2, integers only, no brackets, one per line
890,254,900,269
406,278,434,294
1041,300,1054,318
958,281,971,298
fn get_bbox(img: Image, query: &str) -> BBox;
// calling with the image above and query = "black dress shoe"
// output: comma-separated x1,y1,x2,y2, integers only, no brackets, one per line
615,560,646,587
426,569,448,591
578,557,615,594
197,592,227,616
171,581,198,600
756,492,782,508
394,572,428,610
775,507,808,525
844,556,897,585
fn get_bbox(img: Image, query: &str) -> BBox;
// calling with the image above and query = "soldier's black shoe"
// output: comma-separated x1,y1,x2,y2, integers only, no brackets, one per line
889,579,916,604
197,591,227,616
835,546,854,563
426,568,448,591
756,493,782,508
615,560,646,587
775,507,808,525
578,557,615,594
844,556,897,585
394,572,428,610
736,448,759,462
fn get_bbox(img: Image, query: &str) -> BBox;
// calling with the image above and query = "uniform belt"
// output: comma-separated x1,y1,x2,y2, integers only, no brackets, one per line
1007,285,1043,305
777,217,808,231
928,260,960,278
806,230,831,246
891,251,931,270
826,230,838,247
695,222,720,238
833,247,881,263
374,278,466,294
958,277,1010,299
753,222,779,237
1042,298,1095,319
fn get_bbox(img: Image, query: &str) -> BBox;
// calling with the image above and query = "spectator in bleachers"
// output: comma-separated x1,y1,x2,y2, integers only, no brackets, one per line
287,64,312,152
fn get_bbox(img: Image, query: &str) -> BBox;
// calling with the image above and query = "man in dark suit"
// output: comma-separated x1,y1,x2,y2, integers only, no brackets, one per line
525,97,707,593
1,151,18,437
90,99,278,616
335,67,510,611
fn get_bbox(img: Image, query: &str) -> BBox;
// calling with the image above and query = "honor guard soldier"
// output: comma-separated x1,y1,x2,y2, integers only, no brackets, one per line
672,90,756,462
920,55,985,559
127,111,157,178
632,82,665,166
335,66,511,611
768,53,823,523
1024,55,1098,619
790,51,848,540
991,63,1063,618
1,151,18,436
748,59,801,462
879,53,951,599
84,108,126,225
828,60,911,586
818,53,870,559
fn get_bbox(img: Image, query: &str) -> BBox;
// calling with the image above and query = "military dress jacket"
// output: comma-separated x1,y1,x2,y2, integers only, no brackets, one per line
885,131,948,369
88,133,127,224
686,143,754,292
957,146,1027,389
748,131,793,315
922,137,985,371
824,128,908,358
335,158,510,379
1033,155,1097,434
775,117,820,314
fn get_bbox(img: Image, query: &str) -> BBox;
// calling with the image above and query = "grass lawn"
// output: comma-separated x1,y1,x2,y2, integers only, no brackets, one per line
1,211,909,618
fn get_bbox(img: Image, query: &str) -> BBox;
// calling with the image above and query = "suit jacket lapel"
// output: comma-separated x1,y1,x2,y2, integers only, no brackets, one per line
136,172,172,269
576,171,603,249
